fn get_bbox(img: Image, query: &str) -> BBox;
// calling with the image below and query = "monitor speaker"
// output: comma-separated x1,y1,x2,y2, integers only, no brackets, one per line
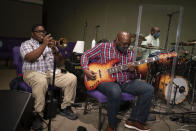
0,90,34,131
71,52,83,63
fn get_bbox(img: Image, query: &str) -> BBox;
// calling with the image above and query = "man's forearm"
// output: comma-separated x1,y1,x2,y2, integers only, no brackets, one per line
24,44,47,62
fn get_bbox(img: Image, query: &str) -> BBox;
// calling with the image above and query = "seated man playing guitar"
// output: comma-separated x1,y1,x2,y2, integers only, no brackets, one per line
81,31,154,131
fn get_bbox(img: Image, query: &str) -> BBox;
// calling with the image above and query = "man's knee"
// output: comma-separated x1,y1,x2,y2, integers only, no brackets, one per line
148,85,154,95
71,74,77,83
110,87,122,100
66,73,77,83
64,73,77,88
68,74,77,88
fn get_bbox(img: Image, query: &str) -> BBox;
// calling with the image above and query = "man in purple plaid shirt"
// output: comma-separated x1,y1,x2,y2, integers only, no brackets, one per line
20,24,78,130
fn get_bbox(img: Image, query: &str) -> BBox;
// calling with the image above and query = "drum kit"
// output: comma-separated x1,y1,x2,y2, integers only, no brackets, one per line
135,38,196,105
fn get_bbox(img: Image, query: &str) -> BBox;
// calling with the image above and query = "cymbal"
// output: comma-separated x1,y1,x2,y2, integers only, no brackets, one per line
140,45,161,49
130,34,146,41
170,41,195,46
188,40,196,43
182,50,189,55
188,41,196,44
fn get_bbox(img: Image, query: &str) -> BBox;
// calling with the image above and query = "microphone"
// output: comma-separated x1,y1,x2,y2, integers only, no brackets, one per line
167,11,179,16
96,25,100,28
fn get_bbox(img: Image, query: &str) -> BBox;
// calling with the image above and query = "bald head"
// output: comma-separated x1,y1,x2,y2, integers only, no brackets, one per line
151,27,160,35
116,31,131,53
116,31,131,44
117,31,131,43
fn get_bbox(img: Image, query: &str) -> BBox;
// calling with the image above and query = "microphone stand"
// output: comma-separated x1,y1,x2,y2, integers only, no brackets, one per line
95,25,100,41
172,82,179,107
47,56,58,131
189,44,195,111
164,13,173,50
82,20,88,41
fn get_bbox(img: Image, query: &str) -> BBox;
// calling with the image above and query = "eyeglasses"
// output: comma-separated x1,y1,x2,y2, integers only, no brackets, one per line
33,30,47,34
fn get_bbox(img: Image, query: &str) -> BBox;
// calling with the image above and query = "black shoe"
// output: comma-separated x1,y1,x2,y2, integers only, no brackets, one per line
60,106,78,120
77,126,87,131
32,113,43,130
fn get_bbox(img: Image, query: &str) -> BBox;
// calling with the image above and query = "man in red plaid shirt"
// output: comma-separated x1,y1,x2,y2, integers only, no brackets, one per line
81,31,154,131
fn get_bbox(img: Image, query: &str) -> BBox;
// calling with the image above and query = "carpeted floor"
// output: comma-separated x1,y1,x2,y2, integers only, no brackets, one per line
0,68,196,131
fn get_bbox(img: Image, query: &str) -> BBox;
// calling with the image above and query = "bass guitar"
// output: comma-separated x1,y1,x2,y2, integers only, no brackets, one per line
84,52,177,90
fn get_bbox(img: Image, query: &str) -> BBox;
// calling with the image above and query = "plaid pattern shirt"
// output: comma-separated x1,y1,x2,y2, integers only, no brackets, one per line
20,38,54,74
81,41,135,83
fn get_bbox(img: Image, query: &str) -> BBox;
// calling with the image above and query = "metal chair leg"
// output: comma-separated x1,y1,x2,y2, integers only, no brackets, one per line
98,103,102,131
83,97,89,115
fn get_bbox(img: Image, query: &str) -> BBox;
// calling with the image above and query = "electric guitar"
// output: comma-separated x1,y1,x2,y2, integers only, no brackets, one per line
84,52,177,90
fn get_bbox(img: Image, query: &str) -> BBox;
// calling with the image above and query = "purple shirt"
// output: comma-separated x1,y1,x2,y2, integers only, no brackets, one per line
20,38,54,74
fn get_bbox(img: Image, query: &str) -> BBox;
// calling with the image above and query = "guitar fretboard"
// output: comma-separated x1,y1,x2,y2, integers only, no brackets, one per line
107,57,157,74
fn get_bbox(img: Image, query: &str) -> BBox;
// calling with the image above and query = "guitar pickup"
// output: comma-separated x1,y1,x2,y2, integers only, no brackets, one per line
86,75,90,81
99,70,102,78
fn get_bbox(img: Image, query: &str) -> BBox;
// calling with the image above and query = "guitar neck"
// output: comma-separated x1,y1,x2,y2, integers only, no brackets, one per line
108,57,157,74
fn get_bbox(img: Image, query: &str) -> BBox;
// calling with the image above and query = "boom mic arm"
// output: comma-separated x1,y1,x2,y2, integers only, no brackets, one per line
167,11,179,16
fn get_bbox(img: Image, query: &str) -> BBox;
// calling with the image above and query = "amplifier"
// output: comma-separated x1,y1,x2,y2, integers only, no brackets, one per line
0,90,34,131
65,60,86,102
71,52,83,63
65,59,82,76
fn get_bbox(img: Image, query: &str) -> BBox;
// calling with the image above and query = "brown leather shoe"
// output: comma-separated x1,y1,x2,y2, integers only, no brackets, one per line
104,125,114,131
124,120,150,131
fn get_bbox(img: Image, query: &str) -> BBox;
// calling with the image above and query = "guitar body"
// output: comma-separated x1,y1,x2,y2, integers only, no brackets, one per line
84,59,119,90
137,63,148,78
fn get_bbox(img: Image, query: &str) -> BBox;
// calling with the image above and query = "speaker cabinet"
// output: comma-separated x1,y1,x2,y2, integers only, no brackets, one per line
0,90,34,131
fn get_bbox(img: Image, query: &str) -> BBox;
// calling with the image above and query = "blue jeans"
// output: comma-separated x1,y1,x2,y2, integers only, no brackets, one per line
97,80,154,128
